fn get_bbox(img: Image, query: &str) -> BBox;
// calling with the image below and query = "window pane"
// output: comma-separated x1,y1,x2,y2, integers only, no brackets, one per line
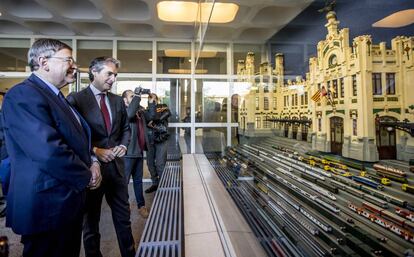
115,78,152,101
0,38,30,72
77,40,112,70
155,78,192,122
233,44,263,75
157,42,191,74
196,43,227,74
0,77,27,95
386,73,395,95
195,127,227,154
117,41,152,73
195,79,229,122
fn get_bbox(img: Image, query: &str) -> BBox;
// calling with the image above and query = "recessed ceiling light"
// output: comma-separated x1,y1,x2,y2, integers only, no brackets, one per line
372,9,414,28
148,58,153,62
157,1,238,23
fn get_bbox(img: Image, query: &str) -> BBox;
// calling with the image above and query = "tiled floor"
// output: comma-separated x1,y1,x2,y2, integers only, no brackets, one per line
0,182,155,257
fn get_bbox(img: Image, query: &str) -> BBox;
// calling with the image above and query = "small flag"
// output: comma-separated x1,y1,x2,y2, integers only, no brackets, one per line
311,89,322,102
321,86,327,96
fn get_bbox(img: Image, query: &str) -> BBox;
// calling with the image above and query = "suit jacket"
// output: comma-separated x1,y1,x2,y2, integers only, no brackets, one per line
68,86,130,175
2,74,92,235
125,96,155,158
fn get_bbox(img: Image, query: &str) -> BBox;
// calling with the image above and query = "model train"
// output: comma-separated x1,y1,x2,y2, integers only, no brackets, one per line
362,202,414,231
348,202,414,243
402,184,414,194
351,176,384,191
396,208,414,222
373,163,406,177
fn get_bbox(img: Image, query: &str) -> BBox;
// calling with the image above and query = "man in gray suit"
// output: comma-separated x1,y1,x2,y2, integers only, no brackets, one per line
68,57,134,257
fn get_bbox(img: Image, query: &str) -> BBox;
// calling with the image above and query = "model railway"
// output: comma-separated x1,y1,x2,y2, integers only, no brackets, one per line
206,155,328,257
228,146,397,255
255,143,410,209
212,138,414,256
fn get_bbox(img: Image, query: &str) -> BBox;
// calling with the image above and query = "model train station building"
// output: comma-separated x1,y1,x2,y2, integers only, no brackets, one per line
238,11,414,162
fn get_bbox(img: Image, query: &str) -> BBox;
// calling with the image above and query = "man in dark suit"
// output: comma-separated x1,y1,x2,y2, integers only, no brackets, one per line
2,38,101,257
122,89,156,218
68,57,135,257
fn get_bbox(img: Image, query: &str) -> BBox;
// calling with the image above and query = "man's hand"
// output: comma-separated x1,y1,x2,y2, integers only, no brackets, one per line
88,162,102,190
94,147,116,163
148,93,156,103
112,145,126,157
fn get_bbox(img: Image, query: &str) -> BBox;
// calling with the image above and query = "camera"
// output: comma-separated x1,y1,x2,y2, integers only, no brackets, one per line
134,86,151,95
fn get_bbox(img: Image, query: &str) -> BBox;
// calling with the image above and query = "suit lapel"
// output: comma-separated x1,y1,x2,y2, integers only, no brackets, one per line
28,75,86,137
86,87,108,135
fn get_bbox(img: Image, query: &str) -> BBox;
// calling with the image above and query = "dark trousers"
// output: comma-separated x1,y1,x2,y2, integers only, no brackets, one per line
124,157,145,208
146,141,168,185
184,133,191,154
21,215,82,257
0,158,10,195
83,162,135,257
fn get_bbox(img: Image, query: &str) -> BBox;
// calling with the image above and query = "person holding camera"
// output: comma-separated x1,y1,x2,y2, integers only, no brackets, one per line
67,57,135,257
122,88,155,218
145,93,171,193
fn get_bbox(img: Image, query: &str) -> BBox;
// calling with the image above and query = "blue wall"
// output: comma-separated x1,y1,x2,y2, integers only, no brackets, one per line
268,0,414,77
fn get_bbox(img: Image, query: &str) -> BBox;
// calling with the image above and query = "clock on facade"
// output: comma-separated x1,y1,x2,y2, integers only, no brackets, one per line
329,54,338,66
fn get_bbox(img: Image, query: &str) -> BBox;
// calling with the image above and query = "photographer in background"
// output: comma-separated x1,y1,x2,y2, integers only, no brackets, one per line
145,93,171,193
122,87,155,218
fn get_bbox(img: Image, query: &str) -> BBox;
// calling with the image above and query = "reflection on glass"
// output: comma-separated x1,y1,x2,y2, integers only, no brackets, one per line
233,44,262,75
116,79,152,107
0,77,28,94
157,42,191,74
194,127,227,154
156,78,191,122
0,38,30,72
195,43,227,74
117,41,152,73
195,79,229,122
77,40,112,70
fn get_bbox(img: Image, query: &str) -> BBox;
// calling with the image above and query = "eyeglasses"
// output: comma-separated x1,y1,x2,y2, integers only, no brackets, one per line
47,56,76,65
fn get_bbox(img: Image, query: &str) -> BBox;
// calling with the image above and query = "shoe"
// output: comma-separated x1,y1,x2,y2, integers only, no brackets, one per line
145,185,158,193
138,206,149,218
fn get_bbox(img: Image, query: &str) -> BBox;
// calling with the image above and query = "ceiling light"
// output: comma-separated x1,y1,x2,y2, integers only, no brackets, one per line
372,9,414,28
168,69,208,74
148,58,153,62
157,1,238,23
203,3,238,23
158,1,197,23
164,49,216,58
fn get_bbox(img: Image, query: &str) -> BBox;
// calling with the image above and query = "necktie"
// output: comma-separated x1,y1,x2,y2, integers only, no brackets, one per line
99,93,111,134
58,92,78,122
136,112,145,151
58,91,70,109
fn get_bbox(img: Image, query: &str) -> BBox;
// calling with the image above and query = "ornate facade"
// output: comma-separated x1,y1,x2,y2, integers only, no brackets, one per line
238,11,414,162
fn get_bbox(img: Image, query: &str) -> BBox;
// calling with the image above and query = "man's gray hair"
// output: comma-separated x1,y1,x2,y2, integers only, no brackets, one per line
88,57,121,82
28,38,72,72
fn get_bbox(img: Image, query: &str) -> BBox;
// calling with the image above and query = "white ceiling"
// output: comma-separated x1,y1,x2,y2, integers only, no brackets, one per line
0,0,313,42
